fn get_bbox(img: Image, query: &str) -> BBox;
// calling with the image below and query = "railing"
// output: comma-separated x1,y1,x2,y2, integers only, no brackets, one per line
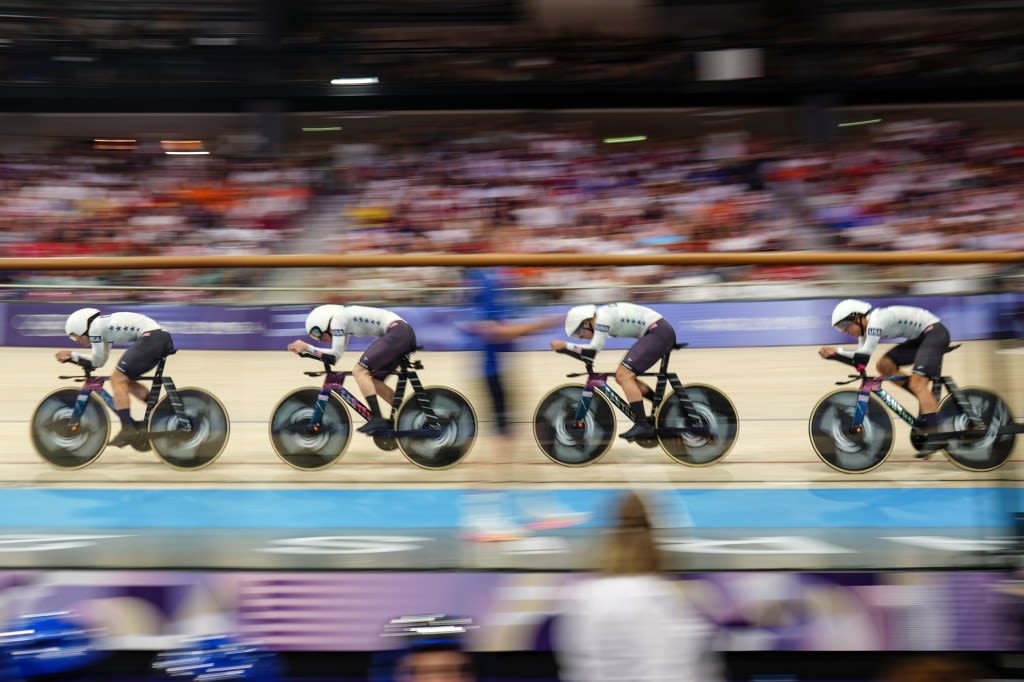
0,250,1020,271
0,251,1019,306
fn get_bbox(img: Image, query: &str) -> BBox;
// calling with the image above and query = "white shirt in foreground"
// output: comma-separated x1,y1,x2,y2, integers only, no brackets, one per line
555,575,722,682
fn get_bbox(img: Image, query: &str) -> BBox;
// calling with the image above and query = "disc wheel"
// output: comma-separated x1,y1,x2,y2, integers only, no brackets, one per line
809,389,894,473
30,388,109,469
533,384,615,467
656,384,739,466
148,388,230,471
269,388,351,471
937,387,1017,472
394,386,477,470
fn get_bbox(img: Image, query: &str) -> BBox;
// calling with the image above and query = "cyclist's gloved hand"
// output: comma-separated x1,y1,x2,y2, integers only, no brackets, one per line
829,354,856,367
853,352,870,370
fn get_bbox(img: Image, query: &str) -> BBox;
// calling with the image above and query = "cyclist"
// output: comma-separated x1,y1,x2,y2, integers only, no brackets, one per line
288,304,416,436
57,307,174,450
551,302,677,441
819,298,951,454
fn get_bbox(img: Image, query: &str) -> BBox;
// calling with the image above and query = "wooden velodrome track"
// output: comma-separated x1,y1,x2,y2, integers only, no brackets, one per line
1,342,1020,487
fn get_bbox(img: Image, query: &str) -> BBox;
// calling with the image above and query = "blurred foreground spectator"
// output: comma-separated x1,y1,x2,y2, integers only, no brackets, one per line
553,490,722,682
371,614,478,682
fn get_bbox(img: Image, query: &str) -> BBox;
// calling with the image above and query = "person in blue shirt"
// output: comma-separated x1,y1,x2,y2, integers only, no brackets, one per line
463,267,556,437
460,262,587,541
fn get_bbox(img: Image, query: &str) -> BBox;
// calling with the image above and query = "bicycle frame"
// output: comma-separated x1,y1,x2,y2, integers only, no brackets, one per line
305,355,441,431
846,373,982,434
66,357,186,430
569,350,702,428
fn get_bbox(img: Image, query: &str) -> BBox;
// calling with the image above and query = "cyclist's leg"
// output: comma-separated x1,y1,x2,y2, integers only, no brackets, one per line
617,369,655,440
618,323,674,438
638,380,654,401
619,323,674,402
109,370,148,406
908,323,950,419
880,340,918,395
110,332,166,447
373,377,395,407
615,364,644,403
876,354,900,377
354,362,390,434
897,325,950,457
109,369,134,414
356,321,415,432
115,330,171,410
636,319,674,402
133,330,175,412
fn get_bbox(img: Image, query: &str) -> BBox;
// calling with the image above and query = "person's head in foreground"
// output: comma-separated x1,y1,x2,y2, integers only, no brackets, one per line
383,614,477,682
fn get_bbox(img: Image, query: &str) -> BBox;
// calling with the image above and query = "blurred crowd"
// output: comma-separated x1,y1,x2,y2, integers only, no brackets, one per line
284,115,1023,305
0,149,312,300
1,115,1022,304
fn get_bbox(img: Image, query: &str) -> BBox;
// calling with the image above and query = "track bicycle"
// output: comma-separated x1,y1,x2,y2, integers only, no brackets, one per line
30,351,230,470
269,350,477,471
809,349,1020,473
532,345,739,467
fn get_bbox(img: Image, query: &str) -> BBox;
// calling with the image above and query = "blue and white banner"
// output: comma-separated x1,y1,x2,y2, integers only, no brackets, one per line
4,294,1020,351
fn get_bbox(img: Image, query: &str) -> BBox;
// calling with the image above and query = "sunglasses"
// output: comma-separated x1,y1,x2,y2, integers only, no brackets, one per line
573,320,594,336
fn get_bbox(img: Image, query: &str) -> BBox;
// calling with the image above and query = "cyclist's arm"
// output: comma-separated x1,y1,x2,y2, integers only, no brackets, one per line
72,339,110,368
301,329,343,364
834,332,877,368
327,329,349,364
567,330,608,354
829,353,869,368
567,317,611,353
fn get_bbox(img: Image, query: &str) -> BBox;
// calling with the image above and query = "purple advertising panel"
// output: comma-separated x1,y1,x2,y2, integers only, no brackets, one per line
3,294,1020,352
5,304,273,350
0,570,1016,652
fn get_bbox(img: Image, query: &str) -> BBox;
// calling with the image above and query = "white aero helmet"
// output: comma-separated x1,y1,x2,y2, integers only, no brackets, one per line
565,304,597,338
831,299,872,329
305,304,340,339
65,307,101,338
